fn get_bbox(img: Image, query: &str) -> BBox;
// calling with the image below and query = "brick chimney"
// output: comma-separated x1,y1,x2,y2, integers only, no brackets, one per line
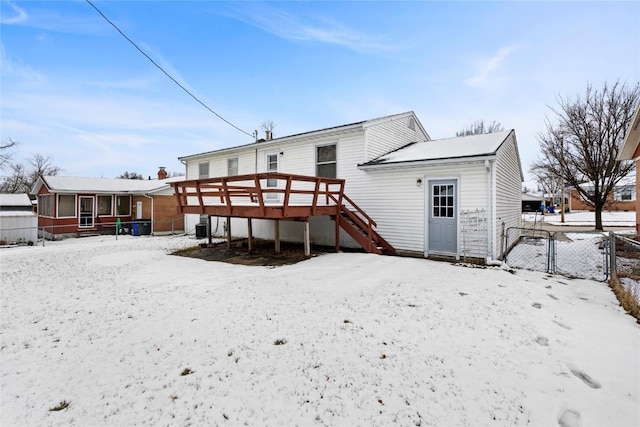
157,166,167,180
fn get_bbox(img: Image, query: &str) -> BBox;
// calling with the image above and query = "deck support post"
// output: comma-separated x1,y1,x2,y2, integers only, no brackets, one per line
207,215,213,245
274,220,280,253
247,218,253,251
335,212,340,253
225,216,231,248
304,220,311,257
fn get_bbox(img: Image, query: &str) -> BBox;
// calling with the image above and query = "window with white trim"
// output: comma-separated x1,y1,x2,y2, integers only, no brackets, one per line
38,194,54,217
228,158,238,176
116,195,131,216
615,186,635,201
57,194,76,217
97,195,113,216
199,162,209,179
316,144,336,178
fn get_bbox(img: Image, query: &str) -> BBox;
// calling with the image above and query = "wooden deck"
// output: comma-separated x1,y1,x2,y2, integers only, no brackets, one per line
171,173,394,255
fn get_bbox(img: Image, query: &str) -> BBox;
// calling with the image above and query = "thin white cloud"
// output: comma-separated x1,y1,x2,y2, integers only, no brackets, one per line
219,5,394,53
0,0,27,24
0,42,46,83
466,45,519,88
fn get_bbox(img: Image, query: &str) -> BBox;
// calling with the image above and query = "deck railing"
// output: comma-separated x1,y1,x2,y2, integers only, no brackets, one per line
171,173,346,217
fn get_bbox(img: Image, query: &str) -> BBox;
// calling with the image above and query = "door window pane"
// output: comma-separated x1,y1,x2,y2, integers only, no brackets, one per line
432,184,454,218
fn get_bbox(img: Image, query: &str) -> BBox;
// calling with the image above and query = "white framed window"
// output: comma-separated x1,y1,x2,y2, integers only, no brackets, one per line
38,194,54,217
615,186,635,201
199,162,209,179
228,158,238,176
116,195,131,216
57,194,76,218
265,152,279,200
316,143,336,178
97,195,113,216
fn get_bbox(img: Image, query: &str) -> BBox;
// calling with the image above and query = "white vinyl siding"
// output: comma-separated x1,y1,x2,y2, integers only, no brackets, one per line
494,132,523,257
364,114,429,162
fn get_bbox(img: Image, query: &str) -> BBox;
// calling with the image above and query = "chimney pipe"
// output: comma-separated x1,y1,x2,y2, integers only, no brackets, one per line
265,130,273,141
158,166,167,180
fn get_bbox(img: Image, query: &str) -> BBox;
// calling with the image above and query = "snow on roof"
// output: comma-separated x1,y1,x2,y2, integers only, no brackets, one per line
575,175,636,189
362,130,512,166
178,111,424,161
0,193,32,207
521,193,544,201
39,176,177,194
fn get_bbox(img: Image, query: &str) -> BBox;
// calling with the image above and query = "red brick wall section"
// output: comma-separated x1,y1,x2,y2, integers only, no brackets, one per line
153,195,183,232
569,189,636,212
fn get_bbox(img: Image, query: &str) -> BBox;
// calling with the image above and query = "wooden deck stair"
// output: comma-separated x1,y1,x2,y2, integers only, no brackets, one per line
171,173,395,255
333,196,395,255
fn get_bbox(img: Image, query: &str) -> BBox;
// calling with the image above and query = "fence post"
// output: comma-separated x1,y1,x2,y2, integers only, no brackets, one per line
609,232,616,281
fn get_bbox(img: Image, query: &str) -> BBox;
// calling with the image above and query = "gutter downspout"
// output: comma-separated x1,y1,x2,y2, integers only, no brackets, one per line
485,159,493,262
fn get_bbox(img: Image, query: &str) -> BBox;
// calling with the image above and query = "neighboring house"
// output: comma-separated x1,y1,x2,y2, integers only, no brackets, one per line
522,193,545,212
177,111,523,262
618,102,640,232
569,175,636,212
0,193,38,244
30,168,184,238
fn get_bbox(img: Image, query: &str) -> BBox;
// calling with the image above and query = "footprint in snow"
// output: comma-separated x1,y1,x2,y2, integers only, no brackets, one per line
558,409,581,427
569,366,601,389
552,319,572,330
532,302,542,309
535,336,549,346
548,294,558,300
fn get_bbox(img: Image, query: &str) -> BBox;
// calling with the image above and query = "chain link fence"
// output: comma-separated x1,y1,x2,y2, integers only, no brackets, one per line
503,228,611,281
611,233,640,304
0,218,185,247
503,227,552,273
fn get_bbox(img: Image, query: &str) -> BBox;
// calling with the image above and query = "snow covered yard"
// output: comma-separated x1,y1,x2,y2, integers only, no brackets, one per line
1,236,639,426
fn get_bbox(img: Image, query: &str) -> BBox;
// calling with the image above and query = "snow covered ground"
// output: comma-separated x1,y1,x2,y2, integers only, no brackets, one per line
1,235,639,426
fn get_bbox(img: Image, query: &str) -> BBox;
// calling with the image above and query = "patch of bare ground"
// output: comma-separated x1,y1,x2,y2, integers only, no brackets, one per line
172,238,338,266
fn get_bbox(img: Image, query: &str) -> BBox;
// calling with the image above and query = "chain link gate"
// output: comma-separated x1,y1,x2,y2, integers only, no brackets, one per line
551,231,610,281
503,228,611,282
503,227,552,273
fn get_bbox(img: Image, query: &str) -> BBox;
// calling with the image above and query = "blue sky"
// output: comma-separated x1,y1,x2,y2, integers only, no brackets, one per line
1,1,638,183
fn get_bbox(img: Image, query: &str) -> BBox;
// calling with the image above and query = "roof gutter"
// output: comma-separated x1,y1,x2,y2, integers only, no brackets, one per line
358,154,498,171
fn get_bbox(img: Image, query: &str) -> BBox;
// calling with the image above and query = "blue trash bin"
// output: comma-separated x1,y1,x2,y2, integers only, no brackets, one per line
132,222,139,236
548,206,555,214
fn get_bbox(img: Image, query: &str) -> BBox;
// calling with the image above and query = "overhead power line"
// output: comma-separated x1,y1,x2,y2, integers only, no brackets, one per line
85,0,253,138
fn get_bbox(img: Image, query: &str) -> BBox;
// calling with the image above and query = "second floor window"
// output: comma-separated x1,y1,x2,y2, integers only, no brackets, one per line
316,144,336,178
199,162,209,178
228,158,238,176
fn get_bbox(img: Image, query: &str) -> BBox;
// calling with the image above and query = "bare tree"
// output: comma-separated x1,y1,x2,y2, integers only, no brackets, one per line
0,153,62,193
456,120,504,137
0,163,28,193
536,80,640,230
117,171,144,180
0,138,19,169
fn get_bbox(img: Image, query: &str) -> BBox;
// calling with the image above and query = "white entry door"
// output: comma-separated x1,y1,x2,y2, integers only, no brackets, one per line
136,201,143,219
427,179,457,255
79,197,94,228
